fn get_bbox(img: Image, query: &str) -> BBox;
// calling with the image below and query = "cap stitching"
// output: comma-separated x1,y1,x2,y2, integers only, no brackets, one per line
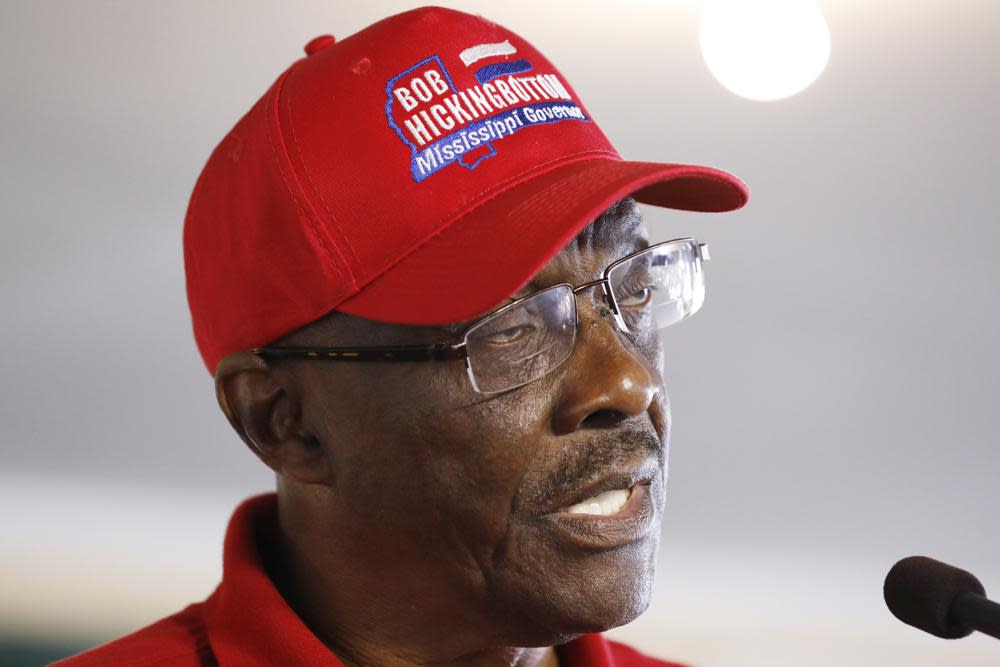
281,76,364,272
267,66,344,271
265,65,355,286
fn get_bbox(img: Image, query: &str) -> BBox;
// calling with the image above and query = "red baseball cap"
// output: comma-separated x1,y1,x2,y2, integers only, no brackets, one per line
184,5,748,375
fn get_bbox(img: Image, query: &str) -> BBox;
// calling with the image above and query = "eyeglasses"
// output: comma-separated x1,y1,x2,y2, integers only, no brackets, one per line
251,237,710,394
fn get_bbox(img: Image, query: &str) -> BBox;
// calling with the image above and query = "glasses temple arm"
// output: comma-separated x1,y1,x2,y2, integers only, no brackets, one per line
250,343,467,362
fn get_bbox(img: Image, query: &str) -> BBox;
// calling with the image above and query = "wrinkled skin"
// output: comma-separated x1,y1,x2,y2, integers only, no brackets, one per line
214,197,672,667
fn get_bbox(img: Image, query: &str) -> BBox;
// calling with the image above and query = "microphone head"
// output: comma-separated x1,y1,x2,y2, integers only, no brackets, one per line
883,555,986,639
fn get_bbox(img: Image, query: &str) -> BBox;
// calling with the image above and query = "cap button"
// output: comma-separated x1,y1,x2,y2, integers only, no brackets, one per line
304,34,336,56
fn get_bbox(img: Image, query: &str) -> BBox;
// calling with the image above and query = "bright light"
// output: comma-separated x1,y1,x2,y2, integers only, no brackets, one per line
699,0,831,101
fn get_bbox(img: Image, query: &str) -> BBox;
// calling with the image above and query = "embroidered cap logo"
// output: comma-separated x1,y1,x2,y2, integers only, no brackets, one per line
385,39,591,182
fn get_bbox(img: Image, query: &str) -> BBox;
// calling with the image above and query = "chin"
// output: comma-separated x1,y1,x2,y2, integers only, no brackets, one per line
550,540,659,633
490,470,668,644
492,530,661,645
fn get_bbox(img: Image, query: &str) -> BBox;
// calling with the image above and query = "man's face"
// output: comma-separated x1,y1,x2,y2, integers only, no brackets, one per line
271,198,670,644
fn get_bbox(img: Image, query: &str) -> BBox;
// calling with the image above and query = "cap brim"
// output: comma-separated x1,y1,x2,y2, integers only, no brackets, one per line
334,156,748,326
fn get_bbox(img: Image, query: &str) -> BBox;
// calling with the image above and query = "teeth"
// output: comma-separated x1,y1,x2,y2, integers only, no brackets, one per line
566,488,631,515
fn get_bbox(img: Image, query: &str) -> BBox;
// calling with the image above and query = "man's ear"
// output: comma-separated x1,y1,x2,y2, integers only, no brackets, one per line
214,351,332,485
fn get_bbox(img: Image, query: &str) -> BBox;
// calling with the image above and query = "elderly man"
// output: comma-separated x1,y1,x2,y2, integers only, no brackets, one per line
56,6,746,667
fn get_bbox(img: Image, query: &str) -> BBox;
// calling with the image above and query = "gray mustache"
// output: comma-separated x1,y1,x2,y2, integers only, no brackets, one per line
523,426,664,512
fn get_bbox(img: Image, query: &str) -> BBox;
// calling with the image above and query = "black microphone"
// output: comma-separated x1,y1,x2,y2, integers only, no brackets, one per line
884,555,1000,640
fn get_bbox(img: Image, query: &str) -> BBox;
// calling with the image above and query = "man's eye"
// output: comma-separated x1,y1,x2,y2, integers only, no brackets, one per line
619,284,656,307
485,324,536,345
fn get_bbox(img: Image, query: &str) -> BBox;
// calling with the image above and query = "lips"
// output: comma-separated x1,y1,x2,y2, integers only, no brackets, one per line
544,457,659,515
516,425,665,550
537,458,661,551
544,482,657,551
565,488,631,515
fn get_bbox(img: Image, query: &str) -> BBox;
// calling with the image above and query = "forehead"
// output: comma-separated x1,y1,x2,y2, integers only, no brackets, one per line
573,197,647,253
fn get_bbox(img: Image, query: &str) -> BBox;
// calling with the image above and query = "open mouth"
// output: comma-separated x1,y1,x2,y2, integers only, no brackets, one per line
544,457,658,516
544,481,657,551
563,487,633,516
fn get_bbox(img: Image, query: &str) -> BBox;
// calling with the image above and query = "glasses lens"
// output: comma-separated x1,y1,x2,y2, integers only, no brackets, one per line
607,240,705,332
464,285,577,393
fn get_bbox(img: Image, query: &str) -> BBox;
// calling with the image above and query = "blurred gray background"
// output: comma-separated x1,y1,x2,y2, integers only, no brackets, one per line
2,1,998,665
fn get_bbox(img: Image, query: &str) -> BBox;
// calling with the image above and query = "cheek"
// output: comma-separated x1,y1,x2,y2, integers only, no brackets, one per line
407,391,551,540
314,362,551,554
639,330,666,380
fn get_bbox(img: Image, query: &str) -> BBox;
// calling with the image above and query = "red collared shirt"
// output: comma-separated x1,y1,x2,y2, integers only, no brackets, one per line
54,494,686,667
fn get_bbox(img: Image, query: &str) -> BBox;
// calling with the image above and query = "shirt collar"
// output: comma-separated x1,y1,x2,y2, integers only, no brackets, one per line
203,493,344,666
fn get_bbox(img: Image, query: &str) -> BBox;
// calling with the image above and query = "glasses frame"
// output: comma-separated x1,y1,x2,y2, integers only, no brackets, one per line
250,237,710,394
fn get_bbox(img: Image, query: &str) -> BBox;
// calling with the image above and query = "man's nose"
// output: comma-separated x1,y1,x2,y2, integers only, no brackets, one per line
549,301,660,434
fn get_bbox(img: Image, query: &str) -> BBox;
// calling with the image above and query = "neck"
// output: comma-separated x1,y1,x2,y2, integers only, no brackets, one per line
267,492,563,667
326,644,559,667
